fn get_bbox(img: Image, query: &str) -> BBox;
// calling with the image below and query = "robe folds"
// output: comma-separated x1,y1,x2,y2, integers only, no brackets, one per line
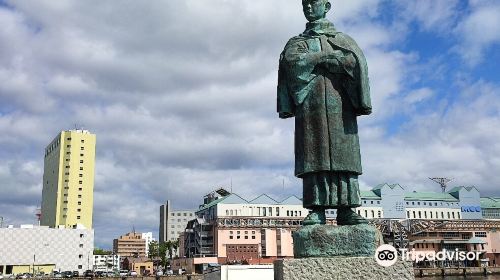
277,19,371,208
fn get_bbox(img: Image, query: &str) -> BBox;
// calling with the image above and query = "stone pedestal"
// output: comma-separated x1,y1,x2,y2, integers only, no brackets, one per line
274,257,415,280
293,224,382,258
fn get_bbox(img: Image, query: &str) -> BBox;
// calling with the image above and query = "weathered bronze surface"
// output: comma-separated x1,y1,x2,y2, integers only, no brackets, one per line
277,0,372,226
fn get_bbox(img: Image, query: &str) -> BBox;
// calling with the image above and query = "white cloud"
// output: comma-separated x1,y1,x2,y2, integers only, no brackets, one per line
455,0,500,65
0,1,498,250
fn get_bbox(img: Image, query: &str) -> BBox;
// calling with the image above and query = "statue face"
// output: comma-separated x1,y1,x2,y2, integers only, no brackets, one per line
302,0,330,22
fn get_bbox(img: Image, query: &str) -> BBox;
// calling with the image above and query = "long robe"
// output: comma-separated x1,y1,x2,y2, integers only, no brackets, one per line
277,19,371,208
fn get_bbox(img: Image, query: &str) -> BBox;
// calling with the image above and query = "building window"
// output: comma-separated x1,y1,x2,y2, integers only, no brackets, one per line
79,181,82,184
67,145,71,148
79,254,83,259
78,265,82,269
79,244,83,248
79,174,83,177
77,216,81,219
80,167,83,170
78,195,82,198
78,188,82,191
80,153,84,156
67,138,72,140
80,160,83,163
475,232,487,238
377,201,380,204
81,147,84,150
77,209,81,212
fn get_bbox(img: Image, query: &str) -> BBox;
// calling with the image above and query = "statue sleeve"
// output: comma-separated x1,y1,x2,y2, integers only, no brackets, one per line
280,38,321,105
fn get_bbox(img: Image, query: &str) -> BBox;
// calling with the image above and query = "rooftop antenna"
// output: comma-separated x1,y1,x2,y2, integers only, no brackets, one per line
429,177,453,193
282,178,285,191
35,207,42,226
230,177,233,193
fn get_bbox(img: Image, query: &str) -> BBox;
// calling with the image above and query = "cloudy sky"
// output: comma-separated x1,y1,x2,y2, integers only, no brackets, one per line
0,0,499,249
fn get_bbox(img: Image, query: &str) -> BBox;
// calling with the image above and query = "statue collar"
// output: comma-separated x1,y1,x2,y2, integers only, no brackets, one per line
302,18,338,37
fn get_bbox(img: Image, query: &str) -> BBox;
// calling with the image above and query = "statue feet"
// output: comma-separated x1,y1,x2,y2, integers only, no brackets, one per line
303,209,326,226
336,208,367,225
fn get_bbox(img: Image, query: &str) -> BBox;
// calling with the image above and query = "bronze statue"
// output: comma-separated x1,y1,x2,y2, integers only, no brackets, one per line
277,0,372,225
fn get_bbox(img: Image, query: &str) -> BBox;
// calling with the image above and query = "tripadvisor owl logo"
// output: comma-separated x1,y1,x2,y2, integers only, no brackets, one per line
375,244,482,267
375,244,398,267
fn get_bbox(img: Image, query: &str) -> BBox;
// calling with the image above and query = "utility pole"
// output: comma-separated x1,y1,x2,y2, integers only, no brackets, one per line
429,177,453,193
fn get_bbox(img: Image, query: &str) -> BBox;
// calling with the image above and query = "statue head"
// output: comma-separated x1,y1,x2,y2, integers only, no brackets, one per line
302,0,331,22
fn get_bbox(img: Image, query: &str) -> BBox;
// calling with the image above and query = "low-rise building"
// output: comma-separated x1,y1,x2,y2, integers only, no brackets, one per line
122,257,153,275
93,254,120,272
0,225,93,275
481,197,500,220
183,189,307,264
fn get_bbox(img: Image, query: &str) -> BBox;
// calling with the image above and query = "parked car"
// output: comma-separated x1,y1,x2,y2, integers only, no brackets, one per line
16,273,32,279
61,271,73,278
83,270,94,278
72,271,79,277
118,270,128,277
127,271,137,277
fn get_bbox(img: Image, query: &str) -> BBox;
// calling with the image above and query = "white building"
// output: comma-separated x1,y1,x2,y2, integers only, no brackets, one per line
0,225,93,275
93,254,120,272
159,200,195,243
141,232,154,257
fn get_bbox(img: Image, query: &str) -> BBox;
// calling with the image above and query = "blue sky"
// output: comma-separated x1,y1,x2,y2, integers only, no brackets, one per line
0,0,499,249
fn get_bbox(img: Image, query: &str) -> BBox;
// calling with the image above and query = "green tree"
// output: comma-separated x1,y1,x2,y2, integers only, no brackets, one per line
158,242,169,268
93,248,112,255
148,240,159,260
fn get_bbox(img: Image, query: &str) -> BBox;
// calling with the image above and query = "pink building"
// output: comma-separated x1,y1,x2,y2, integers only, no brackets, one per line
182,189,307,264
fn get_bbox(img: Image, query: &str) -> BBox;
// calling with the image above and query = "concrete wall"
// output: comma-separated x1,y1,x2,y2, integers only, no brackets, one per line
205,265,273,280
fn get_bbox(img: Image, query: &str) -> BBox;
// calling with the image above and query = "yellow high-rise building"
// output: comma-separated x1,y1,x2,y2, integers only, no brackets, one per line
40,130,96,229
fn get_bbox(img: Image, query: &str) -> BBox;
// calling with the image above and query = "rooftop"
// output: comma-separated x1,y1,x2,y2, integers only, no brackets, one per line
481,197,500,209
